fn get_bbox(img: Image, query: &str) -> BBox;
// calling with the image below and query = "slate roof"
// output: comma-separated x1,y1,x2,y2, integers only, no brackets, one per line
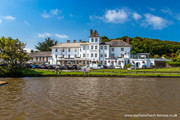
28,51,52,57
89,30,100,38
52,42,89,48
101,40,132,47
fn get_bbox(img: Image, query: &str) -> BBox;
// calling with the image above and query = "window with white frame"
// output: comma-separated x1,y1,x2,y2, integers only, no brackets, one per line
91,38,94,42
55,49,57,52
91,45,94,50
100,54,103,57
75,49,77,52
62,48,64,52
105,61,107,65
83,46,86,50
95,46,97,49
68,54,70,58
104,46,107,50
68,48,70,52
105,53,107,57
111,54,114,57
87,46,89,50
111,48,114,51
121,48,124,51
83,54,86,57
101,46,103,50
91,53,93,57
95,53,97,57
95,38,98,42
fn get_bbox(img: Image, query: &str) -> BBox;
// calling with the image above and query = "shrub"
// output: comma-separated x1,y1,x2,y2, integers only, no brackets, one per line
166,61,180,66
142,65,147,68
153,54,160,58
126,63,131,68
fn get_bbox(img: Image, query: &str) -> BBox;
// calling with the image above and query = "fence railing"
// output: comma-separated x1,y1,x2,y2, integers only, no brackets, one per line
89,71,180,75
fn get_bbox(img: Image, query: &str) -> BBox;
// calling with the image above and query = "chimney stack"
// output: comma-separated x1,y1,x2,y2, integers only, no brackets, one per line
126,37,130,44
67,40,70,43
79,40,82,43
74,40,76,43
90,29,93,35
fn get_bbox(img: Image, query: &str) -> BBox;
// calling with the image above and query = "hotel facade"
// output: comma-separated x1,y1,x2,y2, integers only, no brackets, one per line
28,30,169,68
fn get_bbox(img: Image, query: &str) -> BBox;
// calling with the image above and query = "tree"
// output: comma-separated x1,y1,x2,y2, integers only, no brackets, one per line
35,37,58,51
176,49,180,56
153,54,160,58
101,36,110,42
0,37,29,74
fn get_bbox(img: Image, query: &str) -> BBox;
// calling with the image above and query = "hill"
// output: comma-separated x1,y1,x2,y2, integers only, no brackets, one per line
101,36,180,58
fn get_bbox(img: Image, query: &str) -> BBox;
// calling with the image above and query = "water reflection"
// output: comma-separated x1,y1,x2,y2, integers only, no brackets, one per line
0,77,180,120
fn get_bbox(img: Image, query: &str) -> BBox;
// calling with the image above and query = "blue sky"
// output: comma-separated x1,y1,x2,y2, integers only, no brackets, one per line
1,0,180,51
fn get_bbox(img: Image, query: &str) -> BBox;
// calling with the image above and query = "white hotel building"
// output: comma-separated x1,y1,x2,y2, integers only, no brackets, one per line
49,29,168,68
28,29,169,68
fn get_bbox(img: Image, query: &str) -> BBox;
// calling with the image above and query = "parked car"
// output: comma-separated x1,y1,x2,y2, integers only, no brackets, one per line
115,66,121,69
108,65,114,69
25,64,32,69
32,64,41,69
47,65,54,69
65,65,73,70
103,65,108,69
40,64,48,69
72,65,81,70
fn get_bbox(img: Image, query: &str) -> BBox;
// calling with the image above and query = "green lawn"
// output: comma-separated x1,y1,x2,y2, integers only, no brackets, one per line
1,68,180,77
92,67,180,73
19,68,180,77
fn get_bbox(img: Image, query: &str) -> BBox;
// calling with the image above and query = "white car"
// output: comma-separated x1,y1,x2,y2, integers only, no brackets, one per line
115,66,121,69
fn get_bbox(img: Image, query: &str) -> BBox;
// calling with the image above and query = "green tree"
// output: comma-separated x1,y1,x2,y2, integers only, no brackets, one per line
35,37,58,51
101,36,110,42
176,49,180,56
0,37,29,75
153,54,160,58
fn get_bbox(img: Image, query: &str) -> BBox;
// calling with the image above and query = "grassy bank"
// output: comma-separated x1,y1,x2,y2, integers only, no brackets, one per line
19,68,180,77
1,68,180,77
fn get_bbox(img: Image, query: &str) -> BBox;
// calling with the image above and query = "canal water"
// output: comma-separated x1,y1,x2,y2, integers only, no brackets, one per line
0,77,180,120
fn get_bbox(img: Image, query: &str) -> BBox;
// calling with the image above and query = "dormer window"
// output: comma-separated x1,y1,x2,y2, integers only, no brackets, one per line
95,38,98,42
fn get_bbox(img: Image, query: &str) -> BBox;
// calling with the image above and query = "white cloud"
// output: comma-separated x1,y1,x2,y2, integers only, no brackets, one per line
104,9,128,23
161,8,172,15
55,34,68,39
41,11,50,18
133,12,142,20
142,13,170,29
38,33,68,39
38,33,52,38
3,16,16,20
24,48,32,53
42,9,62,19
148,7,156,12
57,16,64,20
51,9,61,15
0,19,2,24
24,21,30,26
